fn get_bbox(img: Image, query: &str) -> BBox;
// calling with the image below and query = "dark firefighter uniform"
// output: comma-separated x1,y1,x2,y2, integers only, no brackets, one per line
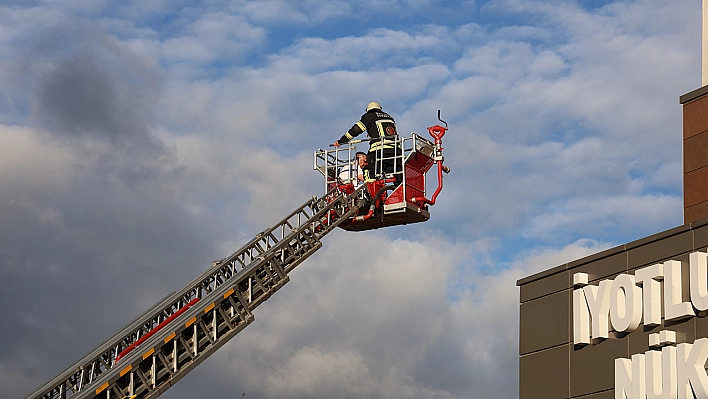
336,107,402,184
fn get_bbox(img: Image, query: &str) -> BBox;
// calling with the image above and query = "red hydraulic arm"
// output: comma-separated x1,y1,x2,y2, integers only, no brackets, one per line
412,122,447,207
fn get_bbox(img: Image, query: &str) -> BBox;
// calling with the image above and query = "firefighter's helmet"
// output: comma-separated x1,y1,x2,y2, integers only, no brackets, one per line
366,102,381,112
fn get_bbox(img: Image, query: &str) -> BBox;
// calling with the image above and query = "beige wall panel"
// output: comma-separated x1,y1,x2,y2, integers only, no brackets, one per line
570,338,628,397
519,290,570,355
519,345,570,399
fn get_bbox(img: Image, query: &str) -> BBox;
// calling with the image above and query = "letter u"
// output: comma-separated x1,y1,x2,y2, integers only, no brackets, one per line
646,347,677,399
690,251,708,311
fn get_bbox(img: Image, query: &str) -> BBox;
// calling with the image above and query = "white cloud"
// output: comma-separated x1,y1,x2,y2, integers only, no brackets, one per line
237,0,337,25
523,193,682,242
263,347,376,397
0,125,73,194
162,234,608,399
270,28,453,73
234,0,451,26
160,13,266,66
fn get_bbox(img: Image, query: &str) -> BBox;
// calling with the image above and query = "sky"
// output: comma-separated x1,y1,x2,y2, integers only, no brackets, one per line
0,0,701,398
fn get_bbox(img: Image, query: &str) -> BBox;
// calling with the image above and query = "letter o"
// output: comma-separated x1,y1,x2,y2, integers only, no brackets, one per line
610,274,643,332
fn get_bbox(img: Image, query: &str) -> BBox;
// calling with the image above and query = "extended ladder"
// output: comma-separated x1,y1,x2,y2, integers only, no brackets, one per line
26,186,369,399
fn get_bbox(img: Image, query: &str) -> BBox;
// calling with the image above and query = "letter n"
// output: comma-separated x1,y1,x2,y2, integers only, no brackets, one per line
616,354,645,399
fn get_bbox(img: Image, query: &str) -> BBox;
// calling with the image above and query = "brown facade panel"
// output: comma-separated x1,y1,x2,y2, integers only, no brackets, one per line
693,220,708,248
684,131,708,173
518,263,567,286
570,338,628,397
695,315,708,338
567,251,627,282
627,230,693,269
573,390,613,399
685,167,708,208
683,94,708,140
627,318,695,356
519,290,570,355
519,345,569,399
567,245,625,270
519,268,568,303
626,225,690,250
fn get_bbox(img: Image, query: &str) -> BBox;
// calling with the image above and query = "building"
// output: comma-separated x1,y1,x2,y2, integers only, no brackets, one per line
516,37,708,399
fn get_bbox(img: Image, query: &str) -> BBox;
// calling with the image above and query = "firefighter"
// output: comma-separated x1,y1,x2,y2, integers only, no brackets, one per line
332,102,402,185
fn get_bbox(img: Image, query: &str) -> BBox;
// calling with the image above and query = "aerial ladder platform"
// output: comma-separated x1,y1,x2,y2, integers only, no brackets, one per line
25,115,449,399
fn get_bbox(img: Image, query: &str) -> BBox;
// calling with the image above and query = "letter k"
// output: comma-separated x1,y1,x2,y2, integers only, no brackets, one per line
677,338,708,399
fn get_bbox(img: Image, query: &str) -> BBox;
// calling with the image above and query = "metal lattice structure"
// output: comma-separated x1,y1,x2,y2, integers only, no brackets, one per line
313,133,435,194
26,186,368,399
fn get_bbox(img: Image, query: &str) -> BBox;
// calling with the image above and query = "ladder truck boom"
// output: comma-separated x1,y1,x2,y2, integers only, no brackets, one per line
26,186,369,399
26,114,449,399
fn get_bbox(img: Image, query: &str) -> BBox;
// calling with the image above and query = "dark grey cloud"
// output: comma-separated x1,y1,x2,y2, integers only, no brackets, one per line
34,37,163,145
0,176,225,399
0,13,164,149
0,14,231,399
38,52,133,140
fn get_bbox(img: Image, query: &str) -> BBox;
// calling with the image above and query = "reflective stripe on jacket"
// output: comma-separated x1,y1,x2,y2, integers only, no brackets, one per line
338,109,398,150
